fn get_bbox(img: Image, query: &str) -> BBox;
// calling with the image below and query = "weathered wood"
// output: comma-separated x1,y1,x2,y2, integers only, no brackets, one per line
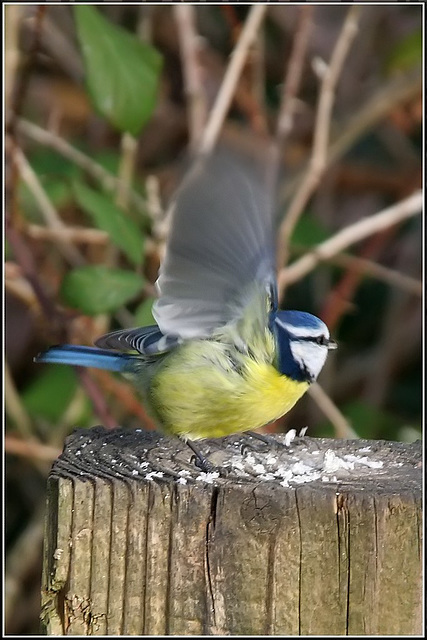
41,427,422,635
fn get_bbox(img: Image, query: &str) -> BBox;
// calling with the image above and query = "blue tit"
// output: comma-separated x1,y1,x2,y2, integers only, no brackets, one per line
35,152,337,442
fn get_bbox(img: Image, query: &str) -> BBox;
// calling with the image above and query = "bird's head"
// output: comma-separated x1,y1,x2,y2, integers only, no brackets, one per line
272,310,337,383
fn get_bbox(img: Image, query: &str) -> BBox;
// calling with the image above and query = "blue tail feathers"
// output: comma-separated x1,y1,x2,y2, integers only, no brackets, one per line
34,345,133,372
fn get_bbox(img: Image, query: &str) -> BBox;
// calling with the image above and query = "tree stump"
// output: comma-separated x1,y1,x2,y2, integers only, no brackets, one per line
41,427,422,635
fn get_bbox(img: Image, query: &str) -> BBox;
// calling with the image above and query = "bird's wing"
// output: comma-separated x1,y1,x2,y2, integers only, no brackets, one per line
153,150,277,339
95,325,183,356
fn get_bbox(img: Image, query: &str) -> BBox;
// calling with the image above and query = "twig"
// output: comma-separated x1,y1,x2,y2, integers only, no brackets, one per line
6,222,118,427
276,5,314,146
268,4,313,189
252,27,266,122
92,370,157,429
4,434,61,462
25,223,109,245
5,362,33,439
115,133,139,213
6,5,46,227
6,223,66,335
174,5,208,150
277,5,361,272
37,12,84,82
317,251,422,298
12,146,85,266
77,370,118,430
308,382,358,439
5,271,40,311
198,4,268,155
328,68,421,168
278,190,422,293
320,226,397,331
4,5,22,113
15,118,148,217
279,67,421,207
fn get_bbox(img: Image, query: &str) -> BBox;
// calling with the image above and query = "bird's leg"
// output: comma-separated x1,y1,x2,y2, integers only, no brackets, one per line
246,430,275,445
239,430,278,455
180,436,216,473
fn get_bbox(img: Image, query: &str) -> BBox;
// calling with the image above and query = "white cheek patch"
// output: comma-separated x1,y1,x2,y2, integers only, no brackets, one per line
290,341,328,381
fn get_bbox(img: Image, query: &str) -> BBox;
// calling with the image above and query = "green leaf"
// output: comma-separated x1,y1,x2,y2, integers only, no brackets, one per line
290,213,330,248
74,5,162,135
134,297,156,327
73,180,144,265
386,28,422,74
22,365,78,423
61,266,144,315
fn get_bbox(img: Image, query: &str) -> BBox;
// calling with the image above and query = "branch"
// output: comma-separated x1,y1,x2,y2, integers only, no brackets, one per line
276,5,314,145
279,67,421,208
277,5,361,272
278,190,422,292
5,434,61,462
268,4,313,191
15,118,148,218
25,223,108,245
198,4,268,155
324,251,422,298
174,4,208,150
12,146,85,266
308,382,358,439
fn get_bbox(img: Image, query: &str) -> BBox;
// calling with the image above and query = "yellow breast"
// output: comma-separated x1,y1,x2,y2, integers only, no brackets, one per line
149,341,309,440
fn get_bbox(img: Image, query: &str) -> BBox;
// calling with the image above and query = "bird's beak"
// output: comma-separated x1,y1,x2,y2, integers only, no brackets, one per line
328,339,338,350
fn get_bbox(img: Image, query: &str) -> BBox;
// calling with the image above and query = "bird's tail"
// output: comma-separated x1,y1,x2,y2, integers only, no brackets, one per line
34,345,133,372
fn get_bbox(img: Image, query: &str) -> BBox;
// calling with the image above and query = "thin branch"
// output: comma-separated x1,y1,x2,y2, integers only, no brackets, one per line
308,382,358,439
279,67,421,208
15,118,148,217
276,5,314,146
6,5,46,228
278,190,422,293
5,271,40,311
6,221,118,428
174,4,208,150
5,362,34,439
4,5,22,113
77,370,118,430
6,223,66,334
5,434,61,462
277,5,361,273
252,27,266,123
328,68,421,168
25,223,109,245
12,146,85,266
268,4,313,190
198,4,268,155
115,133,139,213
314,251,422,298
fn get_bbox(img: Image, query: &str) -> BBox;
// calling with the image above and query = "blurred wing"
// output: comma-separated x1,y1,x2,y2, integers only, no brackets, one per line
154,151,276,339
95,325,183,356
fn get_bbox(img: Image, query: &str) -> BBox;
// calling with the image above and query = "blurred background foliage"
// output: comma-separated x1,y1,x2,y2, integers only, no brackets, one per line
4,3,422,634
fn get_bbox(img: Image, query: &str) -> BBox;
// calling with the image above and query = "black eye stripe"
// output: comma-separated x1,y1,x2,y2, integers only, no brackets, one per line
294,335,328,345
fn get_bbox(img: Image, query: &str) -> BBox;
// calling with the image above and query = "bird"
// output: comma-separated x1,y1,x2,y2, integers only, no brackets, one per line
35,150,337,465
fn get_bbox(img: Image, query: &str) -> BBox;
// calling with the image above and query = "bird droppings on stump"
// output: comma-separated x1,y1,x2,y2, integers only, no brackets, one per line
42,427,422,636
49,426,419,489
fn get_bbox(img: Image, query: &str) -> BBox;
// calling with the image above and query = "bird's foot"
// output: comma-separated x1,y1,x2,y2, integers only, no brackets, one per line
240,430,277,455
183,437,218,474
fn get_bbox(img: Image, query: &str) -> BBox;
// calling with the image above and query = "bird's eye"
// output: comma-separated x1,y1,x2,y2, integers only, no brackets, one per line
315,336,327,346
